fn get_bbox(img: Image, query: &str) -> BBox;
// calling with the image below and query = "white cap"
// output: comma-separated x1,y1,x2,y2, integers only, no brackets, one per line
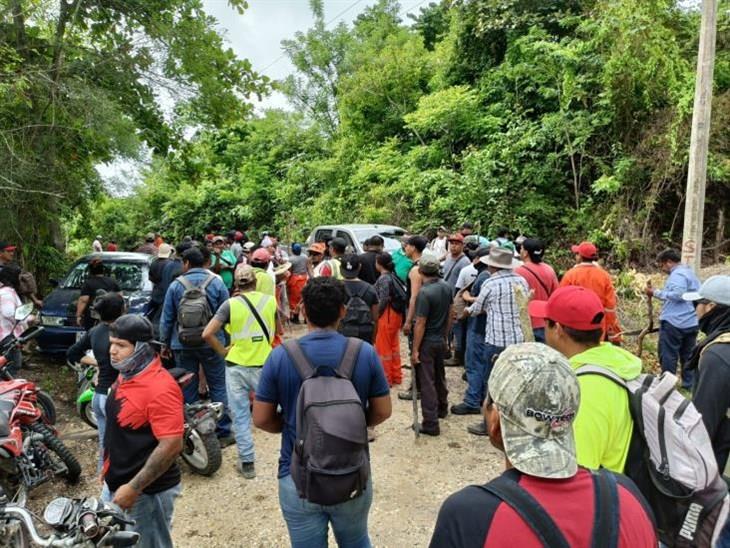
683,275,730,306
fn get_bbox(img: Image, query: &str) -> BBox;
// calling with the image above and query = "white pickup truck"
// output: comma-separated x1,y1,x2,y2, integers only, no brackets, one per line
305,224,407,254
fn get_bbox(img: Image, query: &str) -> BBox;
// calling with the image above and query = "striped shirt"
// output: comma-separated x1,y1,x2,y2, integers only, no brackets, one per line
466,270,529,347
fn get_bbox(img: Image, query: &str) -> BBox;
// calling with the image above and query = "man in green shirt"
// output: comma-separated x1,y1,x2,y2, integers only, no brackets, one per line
392,237,414,283
203,265,278,479
210,236,237,292
529,285,642,472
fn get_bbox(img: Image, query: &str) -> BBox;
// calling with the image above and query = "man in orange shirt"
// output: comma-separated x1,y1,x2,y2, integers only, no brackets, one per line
560,242,622,343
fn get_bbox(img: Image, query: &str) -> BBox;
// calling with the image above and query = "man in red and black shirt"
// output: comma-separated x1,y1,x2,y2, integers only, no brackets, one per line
102,315,184,548
430,343,656,548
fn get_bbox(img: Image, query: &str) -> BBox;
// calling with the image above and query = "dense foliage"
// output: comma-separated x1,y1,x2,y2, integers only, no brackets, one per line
4,0,730,274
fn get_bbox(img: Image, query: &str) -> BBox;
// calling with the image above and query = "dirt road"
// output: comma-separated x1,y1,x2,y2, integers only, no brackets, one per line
28,330,504,547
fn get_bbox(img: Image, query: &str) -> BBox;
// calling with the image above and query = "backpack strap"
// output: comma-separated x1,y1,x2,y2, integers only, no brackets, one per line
699,332,730,364
521,264,552,296
178,275,194,291
478,475,570,548
575,365,628,388
239,294,272,343
336,338,362,380
591,469,620,548
283,340,315,380
200,274,216,290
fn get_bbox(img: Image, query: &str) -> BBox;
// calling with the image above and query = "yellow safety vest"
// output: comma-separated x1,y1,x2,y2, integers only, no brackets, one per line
225,292,276,366
253,268,275,296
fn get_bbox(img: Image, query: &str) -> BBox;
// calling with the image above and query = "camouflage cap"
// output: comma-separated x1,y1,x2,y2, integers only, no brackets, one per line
489,342,580,479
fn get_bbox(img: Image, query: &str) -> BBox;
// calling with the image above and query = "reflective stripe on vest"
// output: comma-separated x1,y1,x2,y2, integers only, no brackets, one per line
226,294,273,366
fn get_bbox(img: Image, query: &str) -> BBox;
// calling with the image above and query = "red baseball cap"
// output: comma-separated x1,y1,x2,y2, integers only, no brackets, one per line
570,241,598,259
528,286,605,331
251,248,271,263
0,242,16,252
448,233,465,243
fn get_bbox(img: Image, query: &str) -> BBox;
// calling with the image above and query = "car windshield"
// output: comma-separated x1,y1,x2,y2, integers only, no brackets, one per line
353,229,404,252
61,261,149,291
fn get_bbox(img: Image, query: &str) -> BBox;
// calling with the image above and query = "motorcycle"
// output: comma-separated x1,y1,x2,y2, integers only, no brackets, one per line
68,355,98,429
0,303,57,425
0,491,139,547
0,308,81,501
168,368,223,476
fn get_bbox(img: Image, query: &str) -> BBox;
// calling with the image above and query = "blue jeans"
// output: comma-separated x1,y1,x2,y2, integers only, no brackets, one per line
464,329,488,408
174,347,231,436
102,482,181,548
92,392,107,472
658,321,697,388
225,365,261,463
717,514,730,547
533,327,546,343
278,474,373,548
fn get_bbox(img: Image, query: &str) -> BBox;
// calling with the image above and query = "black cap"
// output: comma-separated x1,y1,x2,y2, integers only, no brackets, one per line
109,314,155,344
329,237,347,254
341,254,361,279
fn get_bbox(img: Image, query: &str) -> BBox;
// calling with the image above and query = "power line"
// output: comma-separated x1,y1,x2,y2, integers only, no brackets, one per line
260,0,367,74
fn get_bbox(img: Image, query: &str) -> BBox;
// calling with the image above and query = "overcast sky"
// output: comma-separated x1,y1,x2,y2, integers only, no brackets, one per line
201,0,430,110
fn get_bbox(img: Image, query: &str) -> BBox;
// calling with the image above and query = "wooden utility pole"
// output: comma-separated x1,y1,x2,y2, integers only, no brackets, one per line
682,0,718,271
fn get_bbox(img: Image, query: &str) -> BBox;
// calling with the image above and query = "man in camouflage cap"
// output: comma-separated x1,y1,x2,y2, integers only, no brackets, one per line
430,343,656,547
485,342,579,478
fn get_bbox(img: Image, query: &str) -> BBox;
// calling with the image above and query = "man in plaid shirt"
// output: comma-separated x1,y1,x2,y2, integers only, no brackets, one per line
459,247,529,436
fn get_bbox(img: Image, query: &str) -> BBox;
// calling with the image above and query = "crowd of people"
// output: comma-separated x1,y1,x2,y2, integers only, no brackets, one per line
1,226,730,547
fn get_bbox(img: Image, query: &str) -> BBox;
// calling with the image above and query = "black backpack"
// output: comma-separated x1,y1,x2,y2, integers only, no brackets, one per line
284,338,370,506
388,273,408,316
176,274,215,347
339,283,374,342
479,468,621,547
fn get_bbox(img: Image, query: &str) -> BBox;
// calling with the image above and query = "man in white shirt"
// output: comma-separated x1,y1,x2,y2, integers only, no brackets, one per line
429,227,449,261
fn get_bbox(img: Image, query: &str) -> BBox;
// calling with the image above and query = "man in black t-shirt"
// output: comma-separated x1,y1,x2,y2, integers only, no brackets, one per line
412,254,453,435
358,235,383,286
339,254,379,343
76,258,120,330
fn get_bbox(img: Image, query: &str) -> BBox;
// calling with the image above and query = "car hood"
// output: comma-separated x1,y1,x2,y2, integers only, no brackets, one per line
42,288,150,317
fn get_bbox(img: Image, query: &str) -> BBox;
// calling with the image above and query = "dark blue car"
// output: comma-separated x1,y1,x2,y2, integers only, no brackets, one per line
37,252,154,354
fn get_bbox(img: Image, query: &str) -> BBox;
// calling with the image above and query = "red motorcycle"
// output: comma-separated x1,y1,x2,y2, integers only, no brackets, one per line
0,304,80,501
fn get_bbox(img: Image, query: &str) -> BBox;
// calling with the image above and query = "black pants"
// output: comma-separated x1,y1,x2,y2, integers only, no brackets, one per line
418,340,448,430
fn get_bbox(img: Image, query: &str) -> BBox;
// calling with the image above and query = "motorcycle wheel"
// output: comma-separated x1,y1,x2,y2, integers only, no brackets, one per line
181,429,221,476
30,423,81,484
36,391,57,426
79,400,98,429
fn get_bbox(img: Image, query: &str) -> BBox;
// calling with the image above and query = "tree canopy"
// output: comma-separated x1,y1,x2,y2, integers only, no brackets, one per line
4,0,729,273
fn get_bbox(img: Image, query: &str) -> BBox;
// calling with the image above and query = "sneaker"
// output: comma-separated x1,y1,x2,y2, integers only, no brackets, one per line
398,389,420,401
218,435,236,448
412,424,439,436
237,461,256,479
450,403,481,415
467,421,488,436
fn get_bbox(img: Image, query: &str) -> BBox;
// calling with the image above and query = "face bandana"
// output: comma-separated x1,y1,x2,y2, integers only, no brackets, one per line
111,342,155,379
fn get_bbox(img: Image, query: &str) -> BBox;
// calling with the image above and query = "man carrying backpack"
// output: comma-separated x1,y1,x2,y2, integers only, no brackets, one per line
202,265,278,479
529,286,640,472
339,254,379,343
430,343,657,548
253,276,391,547
533,285,730,546
159,247,232,444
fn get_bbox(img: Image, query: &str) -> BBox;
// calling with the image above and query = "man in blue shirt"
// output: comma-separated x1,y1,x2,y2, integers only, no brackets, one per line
646,248,700,388
254,277,391,548
159,247,232,440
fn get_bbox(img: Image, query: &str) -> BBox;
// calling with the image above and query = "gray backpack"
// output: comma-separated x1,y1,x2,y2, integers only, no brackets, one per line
284,338,370,506
176,274,215,347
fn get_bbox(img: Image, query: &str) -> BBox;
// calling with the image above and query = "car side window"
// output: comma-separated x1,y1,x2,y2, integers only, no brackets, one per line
336,230,356,252
315,229,333,242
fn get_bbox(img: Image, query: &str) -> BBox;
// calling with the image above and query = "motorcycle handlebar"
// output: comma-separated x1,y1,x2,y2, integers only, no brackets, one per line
0,505,67,547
